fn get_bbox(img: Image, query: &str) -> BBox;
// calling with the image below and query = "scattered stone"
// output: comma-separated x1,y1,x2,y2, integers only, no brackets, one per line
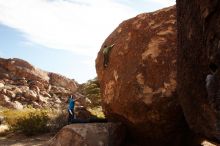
40,91,51,98
38,95,48,104
24,90,38,101
0,83,4,88
32,101,42,108
6,90,16,98
12,101,23,109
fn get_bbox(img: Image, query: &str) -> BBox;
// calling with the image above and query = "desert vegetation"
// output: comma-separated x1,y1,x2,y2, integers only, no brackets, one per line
0,107,66,136
0,77,104,137
78,77,104,118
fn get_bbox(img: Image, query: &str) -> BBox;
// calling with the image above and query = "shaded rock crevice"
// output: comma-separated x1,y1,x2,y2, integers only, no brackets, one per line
177,0,220,140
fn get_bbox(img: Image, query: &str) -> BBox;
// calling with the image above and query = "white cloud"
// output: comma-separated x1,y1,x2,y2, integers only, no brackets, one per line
0,0,137,57
0,0,175,57
0,0,175,82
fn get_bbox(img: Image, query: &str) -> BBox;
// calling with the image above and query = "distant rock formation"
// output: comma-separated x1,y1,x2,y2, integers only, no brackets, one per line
96,6,189,146
0,57,78,109
48,123,125,146
177,0,220,141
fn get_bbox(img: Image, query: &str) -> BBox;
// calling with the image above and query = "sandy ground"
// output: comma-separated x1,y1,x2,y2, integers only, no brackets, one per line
0,125,54,146
0,125,218,146
0,133,54,146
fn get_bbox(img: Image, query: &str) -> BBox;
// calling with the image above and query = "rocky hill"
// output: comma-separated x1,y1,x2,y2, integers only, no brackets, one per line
0,58,78,109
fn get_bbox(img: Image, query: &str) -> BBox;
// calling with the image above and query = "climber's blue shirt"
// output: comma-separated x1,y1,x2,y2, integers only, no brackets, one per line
68,98,75,110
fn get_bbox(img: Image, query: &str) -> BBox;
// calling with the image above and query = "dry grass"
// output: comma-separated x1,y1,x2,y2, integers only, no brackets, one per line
0,108,50,136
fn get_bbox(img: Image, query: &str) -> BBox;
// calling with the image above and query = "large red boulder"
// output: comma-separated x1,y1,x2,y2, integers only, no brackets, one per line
96,6,189,145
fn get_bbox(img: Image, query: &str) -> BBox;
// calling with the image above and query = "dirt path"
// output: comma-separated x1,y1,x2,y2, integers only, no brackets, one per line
0,133,54,146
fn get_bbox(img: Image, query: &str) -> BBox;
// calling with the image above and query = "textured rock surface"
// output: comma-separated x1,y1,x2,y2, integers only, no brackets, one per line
177,0,220,140
96,6,189,145
48,123,125,146
0,58,78,109
49,73,77,92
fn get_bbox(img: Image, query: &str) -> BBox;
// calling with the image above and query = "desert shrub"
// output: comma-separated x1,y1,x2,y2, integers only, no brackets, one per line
3,108,33,126
78,77,101,108
78,77,106,118
87,106,105,119
48,110,68,132
14,111,49,136
2,108,49,136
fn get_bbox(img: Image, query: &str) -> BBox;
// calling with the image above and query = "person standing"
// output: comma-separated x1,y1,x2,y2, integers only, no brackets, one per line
67,95,81,124
206,62,220,140
206,63,219,106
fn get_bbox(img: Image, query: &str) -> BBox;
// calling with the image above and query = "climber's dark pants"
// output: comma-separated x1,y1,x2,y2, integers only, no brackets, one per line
213,98,220,141
103,53,109,67
216,112,220,130
70,118,108,124
68,109,74,124
216,102,220,131
71,119,88,123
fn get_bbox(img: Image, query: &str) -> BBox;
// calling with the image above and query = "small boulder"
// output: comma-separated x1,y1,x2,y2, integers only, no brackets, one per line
11,101,23,109
12,87,23,95
48,123,125,146
30,85,40,95
38,95,48,104
0,83,4,88
0,94,13,108
24,90,38,101
5,90,16,98
40,91,51,98
32,101,42,108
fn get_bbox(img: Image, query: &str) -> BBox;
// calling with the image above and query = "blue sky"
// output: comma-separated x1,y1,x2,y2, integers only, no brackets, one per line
0,0,175,83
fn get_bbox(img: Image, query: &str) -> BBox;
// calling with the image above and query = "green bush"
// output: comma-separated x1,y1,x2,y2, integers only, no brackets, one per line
2,108,49,136
13,111,49,136
78,77,101,108
87,106,105,119
77,77,106,118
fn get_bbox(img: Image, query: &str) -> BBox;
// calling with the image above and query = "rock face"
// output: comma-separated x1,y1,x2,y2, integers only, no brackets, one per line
0,58,78,109
48,123,125,146
96,6,189,145
177,0,220,140
49,73,77,92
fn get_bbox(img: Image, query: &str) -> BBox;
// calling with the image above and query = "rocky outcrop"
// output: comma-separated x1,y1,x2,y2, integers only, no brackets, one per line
48,123,125,146
49,73,77,92
96,6,189,146
0,58,78,109
0,58,49,82
176,0,220,141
